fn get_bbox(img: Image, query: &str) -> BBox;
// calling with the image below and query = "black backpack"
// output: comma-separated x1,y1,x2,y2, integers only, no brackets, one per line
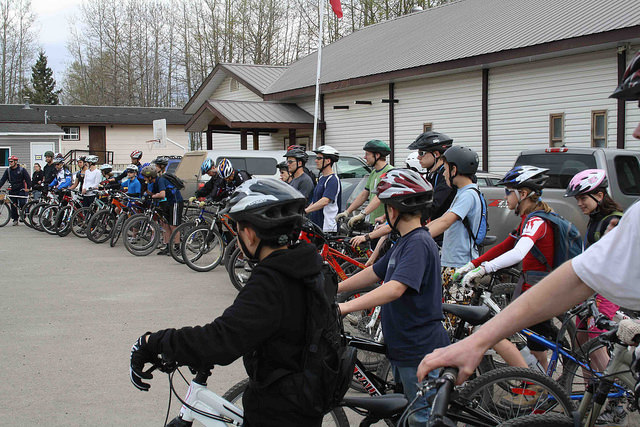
162,173,185,190
279,262,356,416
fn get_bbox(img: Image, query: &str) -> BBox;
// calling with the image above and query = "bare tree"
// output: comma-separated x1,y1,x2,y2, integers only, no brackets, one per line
0,0,36,103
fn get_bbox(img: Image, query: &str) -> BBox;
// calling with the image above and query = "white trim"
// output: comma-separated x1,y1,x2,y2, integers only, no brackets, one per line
30,141,55,174
0,146,11,167
0,132,64,136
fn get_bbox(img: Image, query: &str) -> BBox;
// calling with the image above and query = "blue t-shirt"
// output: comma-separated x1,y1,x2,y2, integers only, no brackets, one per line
122,177,141,196
441,183,481,268
157,175,183,203
309,173,341,232
372,227,449,366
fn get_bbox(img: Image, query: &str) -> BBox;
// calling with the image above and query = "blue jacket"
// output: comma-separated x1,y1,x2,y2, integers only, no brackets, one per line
122,177,141,196
49,169,72,189
0,166,32,192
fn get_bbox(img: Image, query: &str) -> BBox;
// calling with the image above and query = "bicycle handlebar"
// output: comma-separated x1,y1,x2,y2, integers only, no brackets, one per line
428,367,458,425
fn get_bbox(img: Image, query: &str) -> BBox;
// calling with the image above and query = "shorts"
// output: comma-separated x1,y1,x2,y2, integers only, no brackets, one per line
159,201,183,226
527,320,556,352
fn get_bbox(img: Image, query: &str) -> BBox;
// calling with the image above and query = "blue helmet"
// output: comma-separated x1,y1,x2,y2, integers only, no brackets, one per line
201,158,214,175
497,165,549,193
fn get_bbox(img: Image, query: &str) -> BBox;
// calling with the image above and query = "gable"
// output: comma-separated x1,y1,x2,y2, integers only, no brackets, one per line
211,75,262,102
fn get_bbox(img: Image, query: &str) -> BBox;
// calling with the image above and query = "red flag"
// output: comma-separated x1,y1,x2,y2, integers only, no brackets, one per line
329,0,343,18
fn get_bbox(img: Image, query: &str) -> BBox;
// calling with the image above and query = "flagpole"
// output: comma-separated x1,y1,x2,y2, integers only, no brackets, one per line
312,0,325,150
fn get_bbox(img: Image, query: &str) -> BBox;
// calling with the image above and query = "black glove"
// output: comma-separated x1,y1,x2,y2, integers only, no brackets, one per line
129,333,159,391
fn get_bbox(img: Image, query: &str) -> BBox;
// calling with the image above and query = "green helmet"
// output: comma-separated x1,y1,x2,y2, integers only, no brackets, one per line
44,151,55,158
363,140,391,156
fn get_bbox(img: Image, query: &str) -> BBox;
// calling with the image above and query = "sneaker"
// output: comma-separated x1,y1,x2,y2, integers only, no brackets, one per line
157,245,169,255
596,401,627,425
12,220,19,226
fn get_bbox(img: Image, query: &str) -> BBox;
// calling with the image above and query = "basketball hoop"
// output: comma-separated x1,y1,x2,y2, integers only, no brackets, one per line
146,138,160,152
153,119,168,148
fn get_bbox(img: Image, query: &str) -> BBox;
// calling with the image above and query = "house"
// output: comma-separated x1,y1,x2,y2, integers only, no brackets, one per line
183,0,640,173
0,123,63,175
0,104,190,173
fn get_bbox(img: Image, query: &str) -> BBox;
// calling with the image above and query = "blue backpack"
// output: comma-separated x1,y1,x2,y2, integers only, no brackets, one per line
462,187,489,248
525,210,583,271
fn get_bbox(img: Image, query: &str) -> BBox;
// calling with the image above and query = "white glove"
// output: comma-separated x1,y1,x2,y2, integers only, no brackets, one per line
336,211,349,222
452,262,475,282
188,196,197,204
348,212,366,227
461,266,486,289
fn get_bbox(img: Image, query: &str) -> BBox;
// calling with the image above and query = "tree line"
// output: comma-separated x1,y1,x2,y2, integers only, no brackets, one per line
1,0,450,107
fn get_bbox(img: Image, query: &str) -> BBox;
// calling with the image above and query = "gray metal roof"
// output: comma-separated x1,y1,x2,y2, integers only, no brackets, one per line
209,100,315,125
0,123,63,134
0,104,190,125
221,63,287,94
266,0,640,95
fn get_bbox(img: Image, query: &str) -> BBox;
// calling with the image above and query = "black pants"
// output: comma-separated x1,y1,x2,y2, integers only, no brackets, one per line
9,190,26,220
242,382,322,427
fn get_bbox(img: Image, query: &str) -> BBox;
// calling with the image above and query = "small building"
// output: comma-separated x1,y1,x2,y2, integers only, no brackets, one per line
183,0,640,173
0,104,191,172
0,123,63,175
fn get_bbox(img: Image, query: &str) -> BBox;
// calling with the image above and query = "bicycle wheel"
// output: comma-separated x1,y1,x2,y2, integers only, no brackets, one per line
21,200,38,228
168,221,196,264
70,207,93,238
29,202,48,231
497,413,574,426
122,214,161,256
0,202,10,227
109,213,127,247
55,205,74,237
459,367,574,423
491,282,516,310
222,236,238,269
40,205,61,235
87,209,116,243
182,225,225,272
221,378,349,427
225,246,254,291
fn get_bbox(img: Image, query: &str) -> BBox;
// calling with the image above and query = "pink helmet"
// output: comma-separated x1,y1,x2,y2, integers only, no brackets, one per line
564,169,607,197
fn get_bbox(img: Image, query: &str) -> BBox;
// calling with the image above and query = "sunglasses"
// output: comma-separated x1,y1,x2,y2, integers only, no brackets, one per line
316,156,325,161
418,150,429,157
505,188,516,196
286,159,296,164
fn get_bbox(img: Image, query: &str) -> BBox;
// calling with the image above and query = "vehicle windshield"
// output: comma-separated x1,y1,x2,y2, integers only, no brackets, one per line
515,153,597,189
305,155,371,179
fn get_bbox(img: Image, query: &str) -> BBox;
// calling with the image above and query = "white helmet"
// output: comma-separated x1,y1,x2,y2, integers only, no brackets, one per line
100,164,113,172
405,152,427,174
313,145,339,162
85,155,99,164
125,164,139,173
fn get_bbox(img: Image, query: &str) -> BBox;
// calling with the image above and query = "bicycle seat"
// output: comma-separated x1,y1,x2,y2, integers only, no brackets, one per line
442,303,491,326
342,393,408,418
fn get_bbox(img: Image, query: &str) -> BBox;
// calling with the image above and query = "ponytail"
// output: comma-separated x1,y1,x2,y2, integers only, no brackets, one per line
521,190,553,216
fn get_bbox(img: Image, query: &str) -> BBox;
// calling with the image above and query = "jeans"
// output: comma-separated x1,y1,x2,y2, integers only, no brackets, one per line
8,190,26,220
392,364,441,427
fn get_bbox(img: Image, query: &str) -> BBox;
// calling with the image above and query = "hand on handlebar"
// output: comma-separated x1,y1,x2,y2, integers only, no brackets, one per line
451,262,475,282
348,213,365,228
461,266,486,288
129,333,159,391
350,235,366,248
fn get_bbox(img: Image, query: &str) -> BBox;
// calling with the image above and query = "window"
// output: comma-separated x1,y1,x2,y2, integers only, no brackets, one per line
549,114,564,147
515,153,597,189
614,156,640,196
591,110,607,148
336,156,371,179
423,123,433,133
229,79,239,92
62,126,80,141
0,147,10,166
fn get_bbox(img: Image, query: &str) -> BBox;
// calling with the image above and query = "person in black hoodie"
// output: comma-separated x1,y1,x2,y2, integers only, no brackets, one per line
42,151,57,187
130,178,324,427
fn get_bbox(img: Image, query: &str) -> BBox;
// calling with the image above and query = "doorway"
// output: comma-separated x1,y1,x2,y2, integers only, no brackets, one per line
89,126,107,163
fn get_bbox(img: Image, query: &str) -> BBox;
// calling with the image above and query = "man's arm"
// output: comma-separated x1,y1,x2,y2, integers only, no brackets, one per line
305,196,331,213
338,265,382,294
417,260,594,383
339,280,407,315
426,211,459,238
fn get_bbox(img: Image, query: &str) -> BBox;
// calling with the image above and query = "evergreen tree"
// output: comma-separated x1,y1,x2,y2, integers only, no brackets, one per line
22,51,61,105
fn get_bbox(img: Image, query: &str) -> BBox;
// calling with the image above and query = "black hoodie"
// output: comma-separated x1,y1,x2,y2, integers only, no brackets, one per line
148,241,323,425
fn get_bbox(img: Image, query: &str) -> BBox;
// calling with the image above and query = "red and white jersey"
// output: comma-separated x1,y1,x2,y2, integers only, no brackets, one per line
517,215,555,274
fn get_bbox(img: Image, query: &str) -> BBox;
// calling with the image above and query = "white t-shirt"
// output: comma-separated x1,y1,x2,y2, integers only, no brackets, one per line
83,168,102,196
572,200,640,309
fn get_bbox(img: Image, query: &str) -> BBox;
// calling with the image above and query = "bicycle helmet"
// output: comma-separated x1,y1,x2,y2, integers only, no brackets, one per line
85,155,99,164
442,146,479,176
313,145,339,162
497,165,549,194
221,178,306,260
564,169,607,198
140,165,157,179
277,161,289,172
100,164,113,174
376,169,433,213
153,156,169,167
125,164,139,173
8,155,18,162
217,158,234,179
284,146,308,161
405,152,428,174
363,140,391,156
408,131,453,152
130,150,143,159
77,155,86,162
201,158,215,175
610,51,640,101
53,157,65,164
44,151,55,158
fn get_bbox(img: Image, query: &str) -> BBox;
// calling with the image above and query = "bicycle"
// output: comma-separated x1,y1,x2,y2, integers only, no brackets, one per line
0,189,30,227
109,193,145,247
54,190,85,237
167,200,218,264
121,200,165,256
68,190,109,238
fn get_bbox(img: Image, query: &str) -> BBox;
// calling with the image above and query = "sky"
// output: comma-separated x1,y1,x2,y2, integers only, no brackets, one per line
31,0,83,82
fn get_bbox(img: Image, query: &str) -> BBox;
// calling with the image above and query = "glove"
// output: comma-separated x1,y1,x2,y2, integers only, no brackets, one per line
348,213,366,227
335,211,349,222
129,333,159,391
461,266,486,289
451,262,475,282
198,201,206,208
188,196,197,204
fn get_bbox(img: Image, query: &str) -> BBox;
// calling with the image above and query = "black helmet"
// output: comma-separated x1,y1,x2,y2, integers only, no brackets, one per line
610,51,640,101
363,140,391,156
222,178,306,242
408,131,453,152
277,161,289,172
376,169,433,213
442,146,478,176
284,145,308,161
153,156,169,167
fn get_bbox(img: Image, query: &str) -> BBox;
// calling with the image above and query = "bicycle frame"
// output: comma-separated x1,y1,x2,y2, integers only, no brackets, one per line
321,244,367,281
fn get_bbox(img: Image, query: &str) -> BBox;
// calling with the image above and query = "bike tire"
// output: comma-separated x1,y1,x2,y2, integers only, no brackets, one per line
29,202,47,231
122,214,161,256
221,378,349,427
222,236,238,269
70,207,93,238
0,202,10,227
168,221,196,264
459,367,574,423
55,205,73,237
497,413,574,426
21,200,38,228
40,205,61,235
225,246,255,291
109,214,127,247
87,209,116,243
182,225,225,272
490,282,516,310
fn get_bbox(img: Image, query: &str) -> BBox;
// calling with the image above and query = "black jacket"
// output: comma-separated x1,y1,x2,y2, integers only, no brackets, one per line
148,242,323,426
0,166,31,192
195,174,225,199
32,170,45,191
43,163,57,185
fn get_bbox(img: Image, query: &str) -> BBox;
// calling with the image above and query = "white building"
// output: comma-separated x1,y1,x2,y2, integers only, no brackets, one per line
183,0,640,173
